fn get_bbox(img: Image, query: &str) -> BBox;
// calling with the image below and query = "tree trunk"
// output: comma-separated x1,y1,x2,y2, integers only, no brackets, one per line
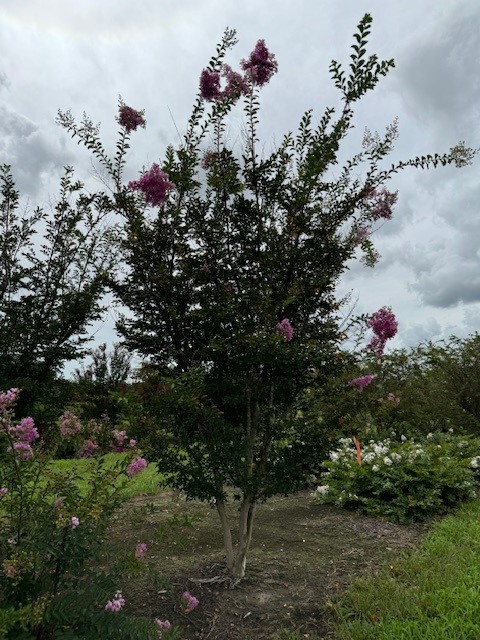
215,497,234,572
231,496,256,580
215,494,257,581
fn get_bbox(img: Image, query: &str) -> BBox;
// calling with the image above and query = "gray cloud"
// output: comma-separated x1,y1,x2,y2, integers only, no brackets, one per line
396,3,480,139
0,103,73,198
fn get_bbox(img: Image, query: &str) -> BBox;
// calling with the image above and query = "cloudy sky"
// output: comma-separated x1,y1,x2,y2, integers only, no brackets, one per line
1,0,479,373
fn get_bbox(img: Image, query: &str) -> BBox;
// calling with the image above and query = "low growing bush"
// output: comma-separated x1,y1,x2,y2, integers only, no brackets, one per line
313,431,480,522
0,389,190,639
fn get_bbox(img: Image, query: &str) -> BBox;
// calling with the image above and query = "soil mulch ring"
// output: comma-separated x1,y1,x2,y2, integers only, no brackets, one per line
105,490,428,639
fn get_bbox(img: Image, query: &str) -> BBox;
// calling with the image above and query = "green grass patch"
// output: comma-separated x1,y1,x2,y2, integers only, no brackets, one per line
48,454,166,499
332,499,480,639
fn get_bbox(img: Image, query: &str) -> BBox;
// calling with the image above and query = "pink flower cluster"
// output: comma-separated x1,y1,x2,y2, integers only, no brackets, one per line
105,591,125,612
183,591,199,612
126,456,148,477
241,39,278,86
155,619,171,630
128,163,175,207
363,187,398,221
199,39,277,102
350,375,374,392
70,516,80,529
0,487,8,497
110,429,136,452
378,392,400,404
59,411,82,437
76,439,98,458
276,318,294,342
135,543,147,558
355,225,370,245
117,104,146,133
0,389,38,459
199,64,249,101
6,416,39,459
0,388,20,407
366,306,398,355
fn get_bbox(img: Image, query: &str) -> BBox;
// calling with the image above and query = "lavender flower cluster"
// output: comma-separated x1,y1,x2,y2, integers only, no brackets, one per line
0,388,38,459
199,38,278,102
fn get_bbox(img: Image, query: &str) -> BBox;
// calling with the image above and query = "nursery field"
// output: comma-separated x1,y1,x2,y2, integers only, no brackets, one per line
103,487,426,639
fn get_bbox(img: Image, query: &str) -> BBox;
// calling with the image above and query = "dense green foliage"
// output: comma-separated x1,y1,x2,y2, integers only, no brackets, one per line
303,333,480,445
0,164,116,428
313,431,480,522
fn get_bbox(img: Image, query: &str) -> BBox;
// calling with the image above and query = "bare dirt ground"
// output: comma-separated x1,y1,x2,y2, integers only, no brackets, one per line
105,490,427,640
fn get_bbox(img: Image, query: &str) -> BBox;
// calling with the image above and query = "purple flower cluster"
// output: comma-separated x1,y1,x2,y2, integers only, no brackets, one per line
105,591,125,612
363,187,398,221
111,429,127,452
0,487,8,497
128,164,175,207
0,391,39,458
59,411,82,437
0,388,20,406
350,375,374,392
199,69,222,101
70,516,80,529
183,591,200,612
199,64,250,102
76,439,98,458
135,542,147,558
155,619,171,630
126,456,148,477
199,39,277,102
276,318,294,342
241,39,278,86
221,64,250,98
367,306,398,355
355,225,370,245
118,104,146,133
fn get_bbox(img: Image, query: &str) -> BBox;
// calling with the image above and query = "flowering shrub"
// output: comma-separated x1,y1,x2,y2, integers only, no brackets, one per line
56,13,473,581
0,389,182,639
313,431,480,522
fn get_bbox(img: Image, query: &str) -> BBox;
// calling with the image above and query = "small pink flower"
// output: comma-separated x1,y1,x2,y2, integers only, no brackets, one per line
350,375,374,392
275,318,294,342
59,411,82,437
183,591,199,612
154,619,171,629
118,104,146,133
199,68,222,101
0,388,20,408
241,39,278,86
366,307,398,355
126,457,148,477
77,439,98,458
128,164,175,207
128,439,137,447
10,442,33,459
135,543,147,558
105,591,125,612
0,487,8,496
70,516,80,528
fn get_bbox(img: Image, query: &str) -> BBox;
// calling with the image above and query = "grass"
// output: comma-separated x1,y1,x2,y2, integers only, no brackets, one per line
48,453,167,499
330,499,480,639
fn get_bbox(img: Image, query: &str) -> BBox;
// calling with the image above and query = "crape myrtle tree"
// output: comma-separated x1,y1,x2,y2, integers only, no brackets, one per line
58,15,474,581
0,163,115,423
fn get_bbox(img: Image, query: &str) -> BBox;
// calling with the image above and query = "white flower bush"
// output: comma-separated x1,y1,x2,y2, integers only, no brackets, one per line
313,431,480,522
